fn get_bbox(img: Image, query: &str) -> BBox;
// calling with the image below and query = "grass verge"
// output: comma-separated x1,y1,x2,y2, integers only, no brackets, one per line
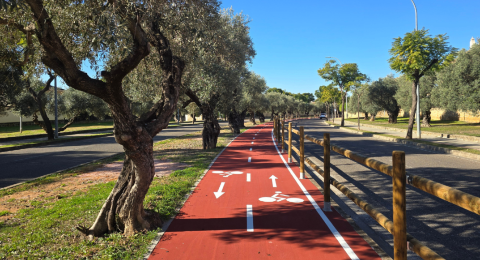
0,132,113,149
0,125,251,259
342,126,480,156
345,117,480,137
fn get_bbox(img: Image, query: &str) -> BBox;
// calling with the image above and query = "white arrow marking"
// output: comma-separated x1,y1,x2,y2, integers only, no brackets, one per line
214,182,225,198
269,175,278,187
247,173,251,182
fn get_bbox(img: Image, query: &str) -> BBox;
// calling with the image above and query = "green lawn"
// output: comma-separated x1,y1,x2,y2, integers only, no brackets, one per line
345,117,480,137
0,125,249,259
0,121,114,138
0,120,202,139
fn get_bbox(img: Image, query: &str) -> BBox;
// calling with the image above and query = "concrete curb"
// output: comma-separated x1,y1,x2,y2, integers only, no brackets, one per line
0,127,114,142
326,122,480,162
0,133,114,153
347,121,480,143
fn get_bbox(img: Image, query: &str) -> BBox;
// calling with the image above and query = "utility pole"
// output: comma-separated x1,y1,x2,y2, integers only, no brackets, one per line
411,0,421,139
54,76,58,139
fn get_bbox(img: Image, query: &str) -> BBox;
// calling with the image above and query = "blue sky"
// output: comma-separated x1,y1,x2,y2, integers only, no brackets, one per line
220,0,480,95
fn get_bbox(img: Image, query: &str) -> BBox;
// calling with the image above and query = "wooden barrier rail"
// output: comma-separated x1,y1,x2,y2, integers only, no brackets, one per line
304,157,444,260
283,120,448,259
326,141,480,216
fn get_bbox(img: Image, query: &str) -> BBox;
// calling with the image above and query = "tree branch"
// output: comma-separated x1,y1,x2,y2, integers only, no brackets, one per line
419,59,438,78
0,17,35,66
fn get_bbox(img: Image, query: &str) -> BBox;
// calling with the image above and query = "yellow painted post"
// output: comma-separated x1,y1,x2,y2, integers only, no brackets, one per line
323,133,331,211
281,120,285,153
288,122,292,163
299,126,305,179
393,151,407,260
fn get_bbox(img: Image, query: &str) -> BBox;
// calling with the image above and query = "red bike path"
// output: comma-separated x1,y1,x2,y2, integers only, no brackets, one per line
148,122,381,260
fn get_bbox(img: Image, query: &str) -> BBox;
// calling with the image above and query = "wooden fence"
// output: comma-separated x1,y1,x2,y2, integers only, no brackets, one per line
271,117,480,260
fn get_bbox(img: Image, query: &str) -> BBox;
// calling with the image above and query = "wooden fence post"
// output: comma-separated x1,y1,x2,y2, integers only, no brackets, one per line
299,126,305,179
281,120,285,153
288,122,292,163
274,117,277,142
323,133,331,211
393,151,407,260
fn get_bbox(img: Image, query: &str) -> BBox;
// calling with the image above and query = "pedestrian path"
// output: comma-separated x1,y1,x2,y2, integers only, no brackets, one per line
148,122,380,260
341,120,480,151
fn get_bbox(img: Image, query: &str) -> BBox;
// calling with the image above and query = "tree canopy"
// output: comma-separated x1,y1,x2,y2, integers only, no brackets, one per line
317,60,367,126
432,44,480,114
389,29,457,138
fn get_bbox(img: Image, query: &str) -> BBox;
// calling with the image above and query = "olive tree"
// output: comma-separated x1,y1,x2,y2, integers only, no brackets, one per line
1,0,221,237
368,76,400,123
432,44,480,116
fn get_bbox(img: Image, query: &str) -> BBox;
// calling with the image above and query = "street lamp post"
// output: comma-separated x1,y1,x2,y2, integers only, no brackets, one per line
411,0,421,139
54,76,58,139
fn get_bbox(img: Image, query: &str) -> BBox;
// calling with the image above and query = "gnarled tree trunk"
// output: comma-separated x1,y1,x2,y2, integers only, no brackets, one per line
237,110,246,128
228,110,241,134
249,110,256,125
258,112,265,123
202,105,221,149
422,110,431,127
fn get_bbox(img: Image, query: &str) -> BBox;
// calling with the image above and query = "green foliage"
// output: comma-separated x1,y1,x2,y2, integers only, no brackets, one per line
389,29,457,80
54,88,110,120
368,76,400,121
317,60,368,94
432,44,480,114
0,61,23,113
395,74,436,114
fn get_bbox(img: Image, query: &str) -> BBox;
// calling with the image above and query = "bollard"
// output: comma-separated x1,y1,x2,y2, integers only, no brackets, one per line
288,122,292,163
281,120,285,153
393,151,407,260
278,119,281,146
299,126,305,179
323,133,331,211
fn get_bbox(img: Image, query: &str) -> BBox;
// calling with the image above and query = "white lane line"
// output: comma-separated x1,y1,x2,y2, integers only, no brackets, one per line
250,148,252,151
248,157,251,162
247,205,254,232
270,130,359,260
253,137,255,140
247,173,251,182
251,142,254,144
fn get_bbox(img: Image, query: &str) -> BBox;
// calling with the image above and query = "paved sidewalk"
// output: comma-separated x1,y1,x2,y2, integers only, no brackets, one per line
147,122,381,260
341,120,480,152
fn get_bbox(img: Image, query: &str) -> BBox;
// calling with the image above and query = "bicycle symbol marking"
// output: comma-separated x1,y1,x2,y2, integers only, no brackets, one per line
259,191,304,203
212,171,243,177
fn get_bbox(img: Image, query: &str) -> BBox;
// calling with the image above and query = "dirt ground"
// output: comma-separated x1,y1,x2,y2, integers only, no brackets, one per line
0,159,188,221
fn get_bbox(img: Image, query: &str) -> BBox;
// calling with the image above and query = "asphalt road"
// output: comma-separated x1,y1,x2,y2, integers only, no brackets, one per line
289,119,480,260
0,123,210,189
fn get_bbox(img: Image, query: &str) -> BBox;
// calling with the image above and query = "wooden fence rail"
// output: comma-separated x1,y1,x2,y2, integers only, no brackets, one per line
282,120,452,260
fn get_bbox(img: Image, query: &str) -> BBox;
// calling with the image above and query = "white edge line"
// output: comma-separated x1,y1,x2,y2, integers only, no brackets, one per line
143,131,244,260
247,204,254,232
270,129,360,260
247,173,251,182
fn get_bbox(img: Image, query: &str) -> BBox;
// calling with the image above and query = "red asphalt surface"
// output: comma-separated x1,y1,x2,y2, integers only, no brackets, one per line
149,122,381,260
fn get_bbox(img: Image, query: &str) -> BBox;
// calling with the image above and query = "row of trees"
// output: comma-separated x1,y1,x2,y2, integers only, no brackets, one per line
0,0,263,237
315,30,479,140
